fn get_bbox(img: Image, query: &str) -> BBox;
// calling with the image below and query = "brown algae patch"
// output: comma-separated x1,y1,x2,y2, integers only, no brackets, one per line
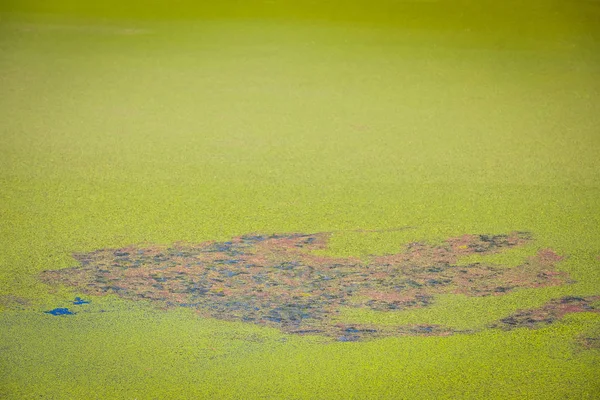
40,231,573,341
577,323,600,351
0,295,31,311
490,295,600,330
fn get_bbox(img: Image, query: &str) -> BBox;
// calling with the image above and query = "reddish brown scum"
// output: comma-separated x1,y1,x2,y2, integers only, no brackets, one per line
39,232,598,341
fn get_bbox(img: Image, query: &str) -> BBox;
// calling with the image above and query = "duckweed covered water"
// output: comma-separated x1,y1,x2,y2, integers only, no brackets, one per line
1,1,600,398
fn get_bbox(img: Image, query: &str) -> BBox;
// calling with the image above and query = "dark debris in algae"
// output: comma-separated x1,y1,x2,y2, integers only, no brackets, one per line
490,295,600,330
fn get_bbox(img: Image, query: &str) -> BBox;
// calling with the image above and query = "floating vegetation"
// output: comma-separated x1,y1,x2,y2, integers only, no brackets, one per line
490,295,600,330
577,324,600,351
0,295,30,310
40,231,582,340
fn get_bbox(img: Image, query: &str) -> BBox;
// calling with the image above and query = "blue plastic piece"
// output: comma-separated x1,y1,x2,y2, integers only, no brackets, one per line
44,308,74,316
73,297,90,305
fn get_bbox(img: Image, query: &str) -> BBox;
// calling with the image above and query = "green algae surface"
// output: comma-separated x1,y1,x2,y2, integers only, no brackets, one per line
1,2,600,398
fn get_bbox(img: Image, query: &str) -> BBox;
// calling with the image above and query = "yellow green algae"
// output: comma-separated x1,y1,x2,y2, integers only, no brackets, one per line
1,1,600,398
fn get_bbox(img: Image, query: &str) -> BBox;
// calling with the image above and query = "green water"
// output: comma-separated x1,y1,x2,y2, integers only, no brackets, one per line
1,1,599,398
